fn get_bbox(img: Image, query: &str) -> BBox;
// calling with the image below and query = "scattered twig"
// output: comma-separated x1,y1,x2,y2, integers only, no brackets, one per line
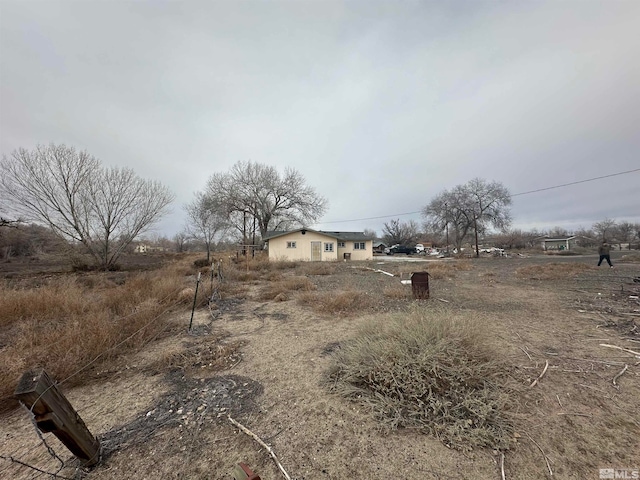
500,452,506,480
375,269,395,277
600,344,640,357
525,433,553,477
555,394,562,408
557,413,592,417
228,415,292,480
612,364,629,387
530,360,549,388
437,298,449,303
519,347,532,361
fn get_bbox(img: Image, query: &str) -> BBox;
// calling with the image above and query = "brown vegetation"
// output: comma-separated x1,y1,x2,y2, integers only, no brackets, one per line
0,256,205,412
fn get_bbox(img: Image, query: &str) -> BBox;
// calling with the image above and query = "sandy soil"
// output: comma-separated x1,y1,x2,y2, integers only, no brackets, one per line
1,255,639,480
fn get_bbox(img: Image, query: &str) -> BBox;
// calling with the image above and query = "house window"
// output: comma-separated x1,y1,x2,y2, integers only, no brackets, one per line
354,242,365,250
337,242,345,248
324,242,334,252
287,241,296,248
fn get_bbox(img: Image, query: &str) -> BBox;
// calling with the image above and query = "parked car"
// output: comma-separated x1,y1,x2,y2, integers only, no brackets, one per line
415,244,425,254
386,245,416,255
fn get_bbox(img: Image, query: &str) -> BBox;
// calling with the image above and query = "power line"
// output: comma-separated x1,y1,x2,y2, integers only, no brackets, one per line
510,168,640,197
311,168,640,226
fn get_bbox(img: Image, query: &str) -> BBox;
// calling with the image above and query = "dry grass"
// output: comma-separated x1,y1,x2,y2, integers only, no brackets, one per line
386,260,473,280
258,276,316,301
298,290,375,315
0,257,200,412
620,252,640,263
326,307,523,450
298,262,335,276
382,285,412,299
516,262,595,280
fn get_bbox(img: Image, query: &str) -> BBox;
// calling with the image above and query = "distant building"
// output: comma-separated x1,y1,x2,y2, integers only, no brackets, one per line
542,236,592,251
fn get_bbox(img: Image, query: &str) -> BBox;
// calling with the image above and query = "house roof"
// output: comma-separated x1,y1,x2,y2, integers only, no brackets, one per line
263,228,372,241
543,236,577,242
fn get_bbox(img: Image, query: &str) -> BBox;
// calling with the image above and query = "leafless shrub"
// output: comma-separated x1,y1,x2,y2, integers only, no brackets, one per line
326,307,523,450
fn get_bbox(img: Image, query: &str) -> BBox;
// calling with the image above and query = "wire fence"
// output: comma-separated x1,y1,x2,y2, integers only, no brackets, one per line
0,259,228,480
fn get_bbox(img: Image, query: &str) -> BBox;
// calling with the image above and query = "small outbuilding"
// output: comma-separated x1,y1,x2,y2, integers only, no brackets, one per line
542,236,582,251
263,229,373,261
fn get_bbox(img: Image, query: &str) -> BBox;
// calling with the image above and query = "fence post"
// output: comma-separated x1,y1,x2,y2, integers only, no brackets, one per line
189,271,202,331
14,369,101,466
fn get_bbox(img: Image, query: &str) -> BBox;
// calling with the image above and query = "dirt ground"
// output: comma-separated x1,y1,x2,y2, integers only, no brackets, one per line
1,254,639,480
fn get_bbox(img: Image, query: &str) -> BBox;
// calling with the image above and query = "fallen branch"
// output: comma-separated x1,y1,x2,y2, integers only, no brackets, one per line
557,413,592,417
437,298,449,303
612,364,629,387
530,360,549,388
228,415,292,480
500,452,506,480
525,433,553,477
555,395,562,408
600,344,640,357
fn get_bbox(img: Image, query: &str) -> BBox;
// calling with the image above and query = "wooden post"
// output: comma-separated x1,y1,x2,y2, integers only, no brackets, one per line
14,369,101,466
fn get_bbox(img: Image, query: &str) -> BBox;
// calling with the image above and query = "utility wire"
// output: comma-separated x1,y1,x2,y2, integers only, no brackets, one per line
312,168,640,226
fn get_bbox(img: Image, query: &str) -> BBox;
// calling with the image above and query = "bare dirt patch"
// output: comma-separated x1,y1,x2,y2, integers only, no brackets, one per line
1,255,639,479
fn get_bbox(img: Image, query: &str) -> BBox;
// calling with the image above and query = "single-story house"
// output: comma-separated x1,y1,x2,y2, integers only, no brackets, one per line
263,229,373,261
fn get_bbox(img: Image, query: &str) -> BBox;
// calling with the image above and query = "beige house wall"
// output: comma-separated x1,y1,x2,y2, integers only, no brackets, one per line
336,240,373,261
268,232,373,261
268,231,338,261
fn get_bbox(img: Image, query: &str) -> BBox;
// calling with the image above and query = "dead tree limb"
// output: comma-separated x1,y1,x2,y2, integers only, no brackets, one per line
228,415,292,480
529,360,549,388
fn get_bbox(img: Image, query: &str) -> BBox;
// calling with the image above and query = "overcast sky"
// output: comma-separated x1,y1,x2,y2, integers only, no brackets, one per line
1,0,638,238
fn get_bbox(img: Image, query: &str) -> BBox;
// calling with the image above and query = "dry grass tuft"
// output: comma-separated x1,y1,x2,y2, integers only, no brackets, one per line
258,276,315,301
620,252,640,263
383,285,412,299
326,307,522,450
516,262,594,280
299,262,335,276
298,290,375,315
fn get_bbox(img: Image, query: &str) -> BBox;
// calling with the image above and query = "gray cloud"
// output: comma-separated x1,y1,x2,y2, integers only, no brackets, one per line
2,1,638,237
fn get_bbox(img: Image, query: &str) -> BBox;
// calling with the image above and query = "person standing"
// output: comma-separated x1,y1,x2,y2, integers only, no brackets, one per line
598,241,613,268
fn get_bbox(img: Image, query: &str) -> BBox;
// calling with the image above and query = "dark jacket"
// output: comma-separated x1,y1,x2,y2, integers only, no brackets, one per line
598,243,611,255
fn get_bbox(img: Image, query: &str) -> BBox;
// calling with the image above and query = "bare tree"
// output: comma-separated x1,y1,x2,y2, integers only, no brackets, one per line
613,221,635,250
0,144,174,269
423,178,511,256
593,218,617,241
185,192,230,261
205,161,327,241
382,219,420,246
363,228,378,240
173,231,189,253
